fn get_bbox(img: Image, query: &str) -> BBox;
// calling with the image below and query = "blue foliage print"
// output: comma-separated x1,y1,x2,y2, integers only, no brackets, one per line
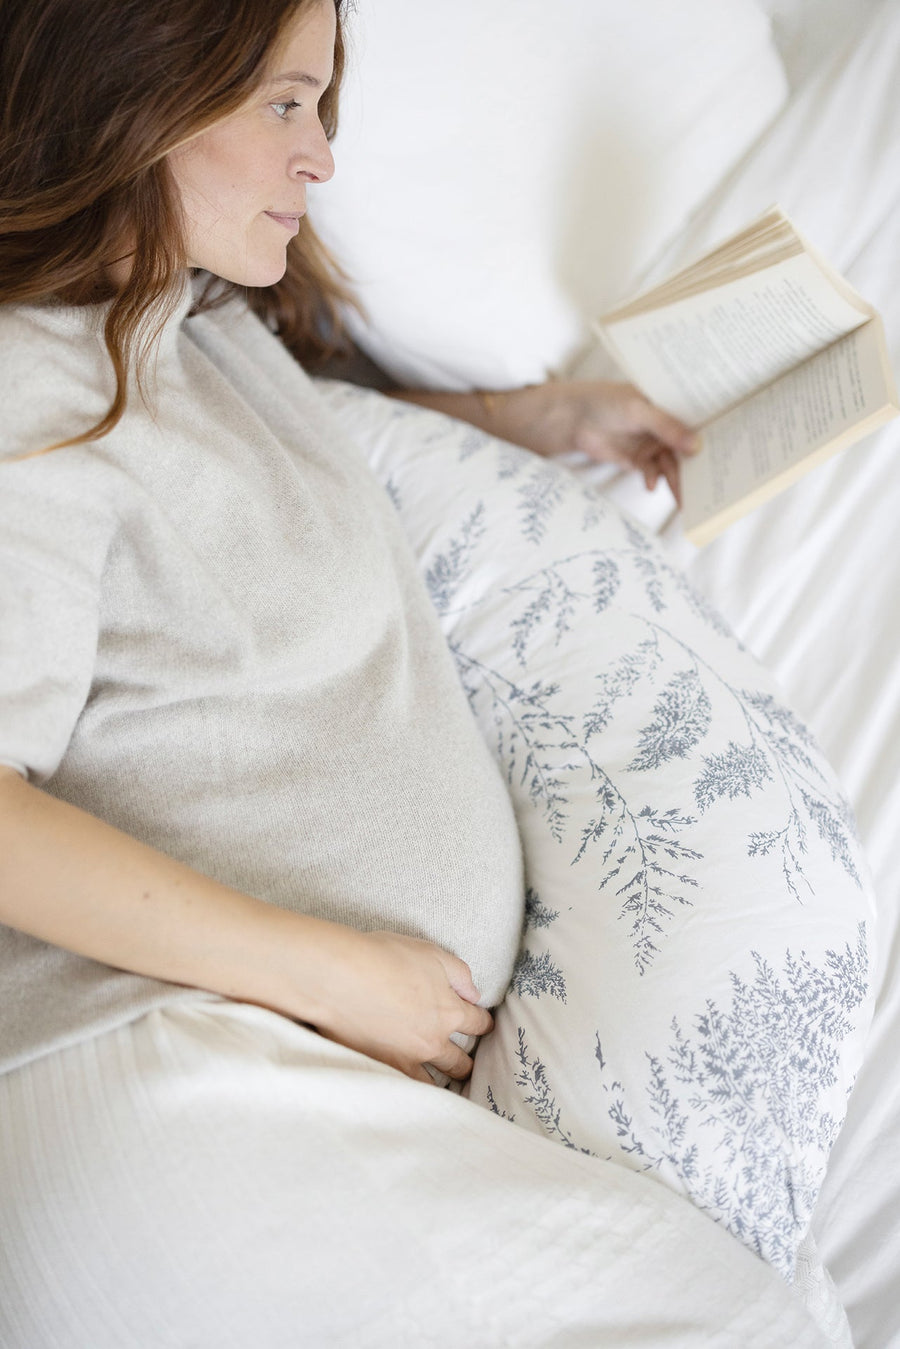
485,928,868,1277
623,518,666,612
573,799,702,975
499,1028,592,1153
517,462,567,544
583,636,663,738
451,645,578,843
594,925,870,1278
315,381,865,973
457,427,494,461
424,504,486,616
627,668,712,771
512,885,567,1010
523,885,559,930
445,521,862,971
314,379,873,1286
592,555,621,612
511,949,567,1002
382,476,402,512
506,564,588,664
694,740,773,809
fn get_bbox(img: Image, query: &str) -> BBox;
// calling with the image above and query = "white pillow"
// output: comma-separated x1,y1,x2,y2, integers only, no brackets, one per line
310,1,788,389
316,378,875,1286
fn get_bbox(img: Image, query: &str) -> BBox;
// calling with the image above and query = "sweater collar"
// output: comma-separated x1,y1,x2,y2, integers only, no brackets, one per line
27,272,197,368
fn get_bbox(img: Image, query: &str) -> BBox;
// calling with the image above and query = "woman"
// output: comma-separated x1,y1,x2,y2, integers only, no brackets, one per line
0,3,752,1344
0,0,694,1084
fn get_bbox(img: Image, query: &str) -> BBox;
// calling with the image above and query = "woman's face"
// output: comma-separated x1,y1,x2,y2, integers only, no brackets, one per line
167,0,336,287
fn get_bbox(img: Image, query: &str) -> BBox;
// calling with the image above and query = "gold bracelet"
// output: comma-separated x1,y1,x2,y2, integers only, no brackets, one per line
476,389,500,418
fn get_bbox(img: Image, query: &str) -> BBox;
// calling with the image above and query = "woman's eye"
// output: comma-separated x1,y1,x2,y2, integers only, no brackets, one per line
271,99,301,120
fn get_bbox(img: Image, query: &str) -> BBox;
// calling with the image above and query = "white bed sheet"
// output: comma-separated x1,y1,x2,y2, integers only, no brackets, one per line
573,4,900,1342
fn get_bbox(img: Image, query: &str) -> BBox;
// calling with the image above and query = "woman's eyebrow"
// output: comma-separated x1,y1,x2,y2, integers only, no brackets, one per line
269,70,326,88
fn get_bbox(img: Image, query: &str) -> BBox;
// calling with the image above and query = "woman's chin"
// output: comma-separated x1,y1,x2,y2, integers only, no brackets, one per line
196,253,289,290
243,258,290,289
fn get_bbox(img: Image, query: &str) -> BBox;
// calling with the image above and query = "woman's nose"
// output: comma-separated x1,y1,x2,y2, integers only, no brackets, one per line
291,120,335,184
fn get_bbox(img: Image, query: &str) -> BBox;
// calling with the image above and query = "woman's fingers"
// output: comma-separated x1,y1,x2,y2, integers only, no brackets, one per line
442,952,483,1004
423,999,492,1082
408,1062,438,1086
428,1040,476,1081
659,448,682,506
632,395,698,456
465,1002,494,1036
642,446,681,506
405,991,493,1084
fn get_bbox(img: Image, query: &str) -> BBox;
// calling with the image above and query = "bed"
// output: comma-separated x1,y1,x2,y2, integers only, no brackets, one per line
306,2,900,1344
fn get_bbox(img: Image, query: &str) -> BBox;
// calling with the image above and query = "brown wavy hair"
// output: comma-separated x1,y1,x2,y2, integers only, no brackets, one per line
0,0,354,448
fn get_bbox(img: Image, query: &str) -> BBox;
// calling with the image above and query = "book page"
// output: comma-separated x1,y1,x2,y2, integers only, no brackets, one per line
680,320,898,544
599,253,870,426
601,207,800,318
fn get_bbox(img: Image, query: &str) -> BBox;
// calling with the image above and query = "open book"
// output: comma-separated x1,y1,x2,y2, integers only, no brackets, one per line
595,207,899,545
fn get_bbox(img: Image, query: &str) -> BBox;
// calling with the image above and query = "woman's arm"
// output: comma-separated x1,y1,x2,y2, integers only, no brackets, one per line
0,766,490,1083
391,380,698,504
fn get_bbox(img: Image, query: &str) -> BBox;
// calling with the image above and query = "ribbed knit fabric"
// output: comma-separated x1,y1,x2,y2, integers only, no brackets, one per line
0,285,523,1071
0,997,831,1349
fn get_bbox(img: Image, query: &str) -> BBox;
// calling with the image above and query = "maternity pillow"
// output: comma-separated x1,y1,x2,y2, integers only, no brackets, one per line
316,378,876,1283
309,0,788,390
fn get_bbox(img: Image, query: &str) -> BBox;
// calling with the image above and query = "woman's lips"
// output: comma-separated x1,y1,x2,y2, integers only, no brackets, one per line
265,211,303,235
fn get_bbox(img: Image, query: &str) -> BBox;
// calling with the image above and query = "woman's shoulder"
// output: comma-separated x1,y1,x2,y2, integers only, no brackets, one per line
0,299,112,398
0,301,115,462
0,295,107,353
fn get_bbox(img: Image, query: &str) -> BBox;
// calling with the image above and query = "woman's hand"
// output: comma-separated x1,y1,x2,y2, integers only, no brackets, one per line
298,927,493,1085
526,380,699,504
392,379,699,504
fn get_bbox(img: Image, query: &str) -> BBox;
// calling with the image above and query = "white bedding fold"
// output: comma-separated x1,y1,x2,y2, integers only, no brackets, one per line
0,997,832,1348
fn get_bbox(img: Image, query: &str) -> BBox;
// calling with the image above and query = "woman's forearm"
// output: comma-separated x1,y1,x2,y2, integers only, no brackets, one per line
0,765,333,1023
0,767,492,1080
389,381,697,500
389,385,559,457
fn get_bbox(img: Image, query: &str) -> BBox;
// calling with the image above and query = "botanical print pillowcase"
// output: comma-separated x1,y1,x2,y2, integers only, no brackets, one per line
317,379,875,1282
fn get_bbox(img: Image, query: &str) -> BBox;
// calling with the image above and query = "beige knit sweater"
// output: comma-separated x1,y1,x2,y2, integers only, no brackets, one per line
0,285,523,1072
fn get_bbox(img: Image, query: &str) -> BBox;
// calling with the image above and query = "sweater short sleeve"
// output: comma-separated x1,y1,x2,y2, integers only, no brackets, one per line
0,457,113,784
